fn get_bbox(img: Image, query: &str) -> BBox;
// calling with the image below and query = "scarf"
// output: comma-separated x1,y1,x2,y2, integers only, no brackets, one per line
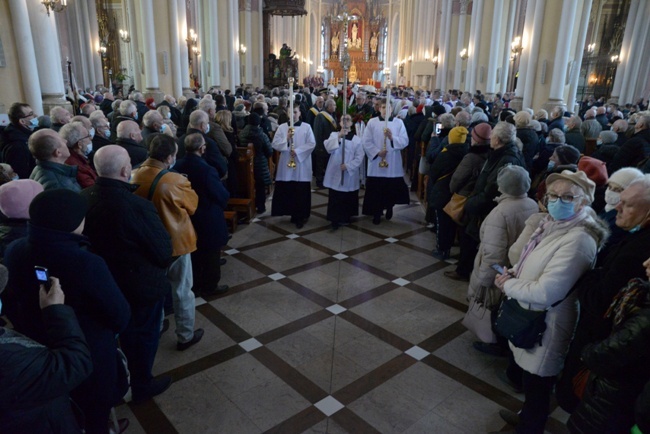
604,278,650,328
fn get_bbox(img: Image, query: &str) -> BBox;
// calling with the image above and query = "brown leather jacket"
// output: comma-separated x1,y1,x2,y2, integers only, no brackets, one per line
131,158,198,256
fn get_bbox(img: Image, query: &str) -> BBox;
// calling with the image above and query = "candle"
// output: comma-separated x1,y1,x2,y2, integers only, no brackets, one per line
385,80,391,128
288,77,294,128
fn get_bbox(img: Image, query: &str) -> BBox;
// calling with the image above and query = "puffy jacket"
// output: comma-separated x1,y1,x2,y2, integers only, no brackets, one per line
568,283,650,434
0,123,35,179
81,177,173,306
239,125,273,186
609,128,650,172
516,127,539,169
29,161,81,192
427,142,467,209
450,144,490,196
131,158,198,256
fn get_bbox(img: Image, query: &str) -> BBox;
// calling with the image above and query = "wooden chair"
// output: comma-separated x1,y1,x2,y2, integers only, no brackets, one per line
227,143,256,222
584,138,597,156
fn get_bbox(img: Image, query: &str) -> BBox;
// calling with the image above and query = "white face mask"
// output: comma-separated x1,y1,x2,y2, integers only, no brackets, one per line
104,129,111,139
85,142,93,156
167,112,172,119
204,124,210,134
160,124,167,133
89,127,95,139
604,188,621,207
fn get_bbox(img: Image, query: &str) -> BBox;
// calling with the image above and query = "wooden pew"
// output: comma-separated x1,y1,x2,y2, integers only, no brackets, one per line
227,143,256,223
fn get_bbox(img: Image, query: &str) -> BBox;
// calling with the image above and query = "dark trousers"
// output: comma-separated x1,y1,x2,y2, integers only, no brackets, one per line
435,208,456,252
119,299,164,393
456,229,479,277
255,179,267,213
518,371,556,434
191,248,222,293
312,147,330,186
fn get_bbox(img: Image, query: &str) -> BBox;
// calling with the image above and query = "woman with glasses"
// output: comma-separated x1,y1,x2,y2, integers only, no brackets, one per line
491,170,610,434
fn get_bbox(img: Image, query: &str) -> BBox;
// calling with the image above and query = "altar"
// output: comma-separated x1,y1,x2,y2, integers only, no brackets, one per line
323,1,386,84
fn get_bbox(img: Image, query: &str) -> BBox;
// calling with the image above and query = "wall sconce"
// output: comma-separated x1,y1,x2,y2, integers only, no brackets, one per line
511,36,523,57
42,0,67,16
119,29,131,43
383,67,390,76
408,55,413,62
459,48,468,60
98,43,107,58
589,75,597,85
192,46,200,56
187,29,198,46
432,55,439,68
610,54,620,63
586,43,596,54
238,44,247,55
316,65,325,74
424,50,430,61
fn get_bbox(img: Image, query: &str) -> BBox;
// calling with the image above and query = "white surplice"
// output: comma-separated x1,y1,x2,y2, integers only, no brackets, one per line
272,122,316,182
323,132,364,192
361,116,409,178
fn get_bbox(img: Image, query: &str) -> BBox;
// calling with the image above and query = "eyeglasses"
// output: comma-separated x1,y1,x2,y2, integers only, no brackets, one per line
546,193,583,204
77,135,91,144
20,112,35,119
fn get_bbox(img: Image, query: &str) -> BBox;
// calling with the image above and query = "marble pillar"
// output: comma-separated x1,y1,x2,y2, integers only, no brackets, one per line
168,0,183,98
178,0,192,97
567,0,593,112
485,0,504,98
453,0,470,89
138,0,163,102
86,0,104,87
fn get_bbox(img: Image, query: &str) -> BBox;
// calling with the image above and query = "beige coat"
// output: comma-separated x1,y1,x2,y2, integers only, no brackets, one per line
468,194,539,301
504,209,609,377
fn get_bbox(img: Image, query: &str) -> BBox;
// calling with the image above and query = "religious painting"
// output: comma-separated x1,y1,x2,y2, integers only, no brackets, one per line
348,20,362,50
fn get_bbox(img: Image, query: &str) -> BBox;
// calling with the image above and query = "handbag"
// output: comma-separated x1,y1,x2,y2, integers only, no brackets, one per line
495,288,573,349
442,192,467,224
462,286,501,343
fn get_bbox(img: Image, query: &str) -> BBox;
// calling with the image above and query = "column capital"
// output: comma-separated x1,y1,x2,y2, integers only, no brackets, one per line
460,0,471,15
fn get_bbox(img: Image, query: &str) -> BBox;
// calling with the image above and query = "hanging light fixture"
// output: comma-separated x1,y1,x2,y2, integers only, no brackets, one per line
42,0,67,16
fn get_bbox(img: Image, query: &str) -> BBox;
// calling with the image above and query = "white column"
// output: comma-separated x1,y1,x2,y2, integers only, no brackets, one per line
257,0,264,87
567,0,593,111
8,0,43,114
86,0,104,87
206,1,220,88
138,0,162,100
545,0,578,108
467,0,484,93
72,1,92,89
486,0,504,96
126,0,142,90
438,0,452,90
522,0,545,109
500,0,516,93
168,0,182,98
619,0,650,105
26,0,70,112
227,0,240,89
453,0,469,89
610,0,639,102
177,0,191,97
244,1,253,84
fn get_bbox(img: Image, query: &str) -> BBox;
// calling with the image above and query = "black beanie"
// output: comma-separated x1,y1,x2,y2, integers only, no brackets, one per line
29,189,88,232
248,112,261,126
432,105,447,117
554,145,581,165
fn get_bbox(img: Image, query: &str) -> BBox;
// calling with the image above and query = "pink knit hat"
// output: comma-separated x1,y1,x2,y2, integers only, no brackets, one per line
0,180,44,219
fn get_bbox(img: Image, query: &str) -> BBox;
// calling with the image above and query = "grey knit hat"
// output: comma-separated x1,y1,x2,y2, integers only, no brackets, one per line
497,164,531,196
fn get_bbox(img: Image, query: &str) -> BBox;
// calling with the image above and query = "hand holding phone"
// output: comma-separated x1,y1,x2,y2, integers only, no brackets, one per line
490,264,506,275
39,276,64,309
35,266,51,292
435,123,442,135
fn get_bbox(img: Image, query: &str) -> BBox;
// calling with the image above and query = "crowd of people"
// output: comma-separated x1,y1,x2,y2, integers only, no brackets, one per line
0,79,649,433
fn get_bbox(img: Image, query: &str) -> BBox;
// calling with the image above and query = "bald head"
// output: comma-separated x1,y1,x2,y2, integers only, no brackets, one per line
612,119,628,133
117,120,141,140
28,129,69,163
596,106,606,115
94,145,131,181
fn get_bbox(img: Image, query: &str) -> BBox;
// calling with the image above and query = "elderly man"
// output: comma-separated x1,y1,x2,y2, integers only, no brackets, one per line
159,94,182,126
49,106,72,132
99,91,114,116
110,99,138,137
28,129,80,192
581,109,603,140
141,110,166,142
595,106,609,130
609,113,650,173
564,115,586,153
82,145,173,403
446,122,526,281
1,103,38,178
60,122,97,188
178,110,227,177
313,99,338,188
131,134,203,351
116,120,147,168
307,96,324,127
197,97,232,160
89,110,113,156
3,188,131,434
131,92,149,122
558,174,650,413
175,134,230,297
611,119,629,146
547,106,565,132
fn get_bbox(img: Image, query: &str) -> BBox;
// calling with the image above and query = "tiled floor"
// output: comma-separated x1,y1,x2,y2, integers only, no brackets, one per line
116,188,570,433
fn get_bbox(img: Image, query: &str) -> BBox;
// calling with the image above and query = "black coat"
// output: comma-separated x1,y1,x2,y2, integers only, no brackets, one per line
178,128,228,178
0,123,35,179
609,128,650,172
0,217,27,261
135,100,148,125
239,125,273,185
565,128,586,153
81,177,173,306
3,224,131,421
428,142,467,209
159,100,182,126
516,127,539,170
115,137,148,168
174,154,230,250
99,98,114,116
0,305,92,434
568,286,650,434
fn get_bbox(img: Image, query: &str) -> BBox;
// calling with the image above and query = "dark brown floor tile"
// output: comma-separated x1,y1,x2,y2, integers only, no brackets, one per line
256,309,333,345
263,406,327,434
417,319,467,352
233,251,276,275
338,281,398,309
161,344,246,383
342,240,388,257
251,346,329,404
237,236,291,252
407,281,469,312
296,237,339,255
280,278,338,307
282,256,338,277
401,261,451,282
332,353,417,405
343,257,397,281
338,310,413,351
196,303,252,342
128,397,179,434
330,407,382,433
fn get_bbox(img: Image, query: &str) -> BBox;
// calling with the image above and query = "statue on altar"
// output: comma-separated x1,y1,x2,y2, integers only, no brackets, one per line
331,31,340,56
349,61,358,83
370,32,378,56
350,22,361,49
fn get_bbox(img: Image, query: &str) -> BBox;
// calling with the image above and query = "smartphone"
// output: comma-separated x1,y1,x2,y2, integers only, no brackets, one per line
34,266,51,292
435,123,442,135
490,264,506,275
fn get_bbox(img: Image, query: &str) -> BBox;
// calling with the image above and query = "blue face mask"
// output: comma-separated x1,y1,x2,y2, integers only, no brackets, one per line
134,112,138,121
547,160,556,171
629,225,641,233
105,129,111,139
547,199,576,221
28,117,39,130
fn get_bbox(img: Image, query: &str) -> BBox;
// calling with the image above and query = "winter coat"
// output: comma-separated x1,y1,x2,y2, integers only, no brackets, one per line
517,127,539,169
565,128,586,154
177,128,228,178
174,154,230,250
504,209,609,376
636,380,650,433
567,283,650,434
65,151,97,188
0,305,92,434
468,194,538,298
3,224,131,421
449,144,490,196
239,125,273,186
531,140,562,178
115,137,148,168
233,111,249,131
29,161,81,192
0,123,35,179
0,217,27,261
207,122,233,157
609,128,650,172
592,144,620,171
427,142,467,209
547,117,565,133
464,143,526,240
81,177,173,307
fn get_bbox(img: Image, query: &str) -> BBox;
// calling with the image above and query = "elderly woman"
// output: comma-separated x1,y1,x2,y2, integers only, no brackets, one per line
591,130,620,169
531,128,566,178
565,116,586,153
514,111,539,170
494,170,609,434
